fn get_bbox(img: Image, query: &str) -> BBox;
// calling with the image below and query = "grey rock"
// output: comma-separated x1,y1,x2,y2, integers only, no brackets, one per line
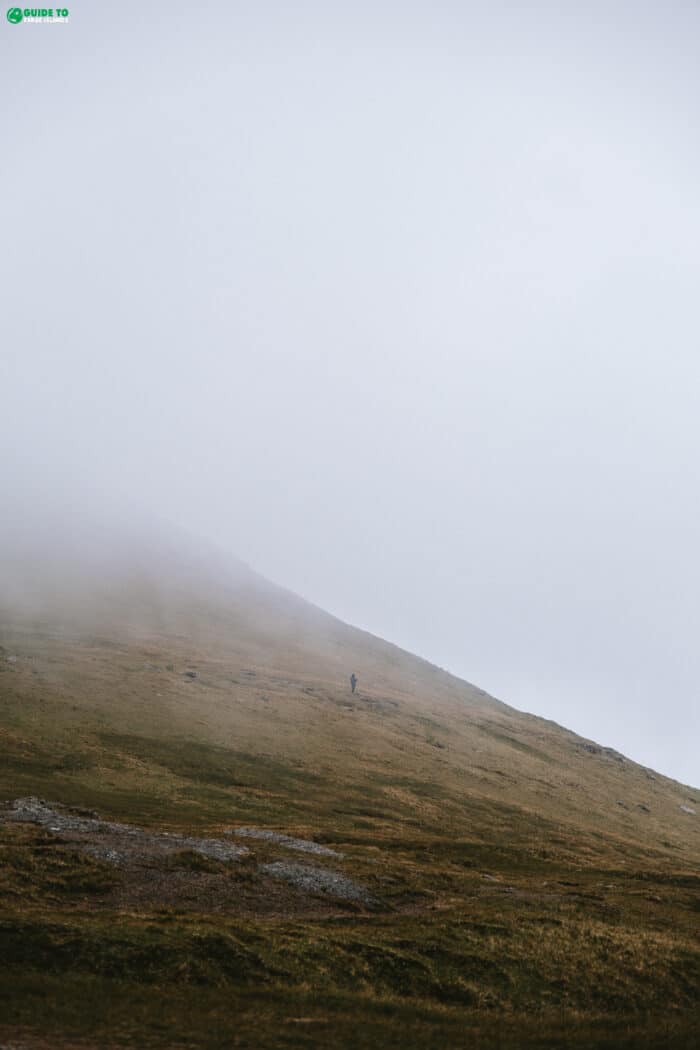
2,798,248,863
260,860,372,902
174,836,247,861
232,827,341,857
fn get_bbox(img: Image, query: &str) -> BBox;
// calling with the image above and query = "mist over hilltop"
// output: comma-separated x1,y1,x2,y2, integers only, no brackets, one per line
2,3,700,785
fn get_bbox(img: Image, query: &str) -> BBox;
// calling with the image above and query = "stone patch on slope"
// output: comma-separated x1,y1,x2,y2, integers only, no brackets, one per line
231,827,341,857
260,860,373,902
2,798,376,908
2,798,248,863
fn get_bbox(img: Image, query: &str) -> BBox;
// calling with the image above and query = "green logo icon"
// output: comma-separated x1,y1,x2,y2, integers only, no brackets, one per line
7,7,23,22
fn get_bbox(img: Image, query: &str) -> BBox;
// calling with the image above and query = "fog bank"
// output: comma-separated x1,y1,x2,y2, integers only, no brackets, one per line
2,2,699,785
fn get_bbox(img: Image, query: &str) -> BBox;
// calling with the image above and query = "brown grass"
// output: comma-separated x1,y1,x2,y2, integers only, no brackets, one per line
0,577,698,1048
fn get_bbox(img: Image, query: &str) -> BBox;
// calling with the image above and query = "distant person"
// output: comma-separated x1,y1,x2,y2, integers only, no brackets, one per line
350,673,358,694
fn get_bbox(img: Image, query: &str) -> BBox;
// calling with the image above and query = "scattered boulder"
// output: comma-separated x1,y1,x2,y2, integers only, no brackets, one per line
679,805,696,816
183,670,198,679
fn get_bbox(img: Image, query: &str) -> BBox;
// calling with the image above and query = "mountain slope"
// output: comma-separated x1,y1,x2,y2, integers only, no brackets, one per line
0,539,698,1049
1,543,696,859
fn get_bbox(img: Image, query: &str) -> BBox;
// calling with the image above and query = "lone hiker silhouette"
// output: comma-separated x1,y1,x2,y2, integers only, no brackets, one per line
350,673,358,694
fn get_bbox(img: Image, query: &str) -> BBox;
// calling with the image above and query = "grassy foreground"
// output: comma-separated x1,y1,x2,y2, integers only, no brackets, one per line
1,760,698,1048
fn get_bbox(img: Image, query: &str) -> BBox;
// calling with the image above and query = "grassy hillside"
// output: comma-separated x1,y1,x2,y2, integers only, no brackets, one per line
0,553,698,1048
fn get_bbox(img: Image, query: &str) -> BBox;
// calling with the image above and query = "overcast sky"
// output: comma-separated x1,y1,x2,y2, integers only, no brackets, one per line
2,2,699,786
